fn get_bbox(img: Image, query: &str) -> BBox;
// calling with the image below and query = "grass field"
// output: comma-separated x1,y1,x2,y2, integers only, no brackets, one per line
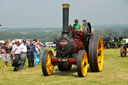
0,49,128,85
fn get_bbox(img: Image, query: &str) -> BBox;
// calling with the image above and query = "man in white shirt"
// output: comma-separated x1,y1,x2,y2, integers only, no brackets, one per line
20,40,27,69
11,40,22,71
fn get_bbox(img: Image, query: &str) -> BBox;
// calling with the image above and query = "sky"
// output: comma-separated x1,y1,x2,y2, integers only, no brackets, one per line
0,0,128,28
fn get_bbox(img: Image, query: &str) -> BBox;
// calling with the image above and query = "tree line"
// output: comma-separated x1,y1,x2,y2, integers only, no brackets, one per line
0,26,128,42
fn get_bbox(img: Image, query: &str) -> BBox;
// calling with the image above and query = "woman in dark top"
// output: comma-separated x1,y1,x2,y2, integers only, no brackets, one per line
2,41,10,67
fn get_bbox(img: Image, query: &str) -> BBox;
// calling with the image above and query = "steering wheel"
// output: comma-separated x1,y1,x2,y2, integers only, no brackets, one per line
83,22,92,50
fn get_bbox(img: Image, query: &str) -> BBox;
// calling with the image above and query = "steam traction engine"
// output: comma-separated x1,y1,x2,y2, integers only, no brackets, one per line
41,4,104,77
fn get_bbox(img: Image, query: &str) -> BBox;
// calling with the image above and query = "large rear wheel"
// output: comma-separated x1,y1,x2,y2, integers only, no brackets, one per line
88,36,104,72
77,50,88,77
41,50,54,76
120,45,127,57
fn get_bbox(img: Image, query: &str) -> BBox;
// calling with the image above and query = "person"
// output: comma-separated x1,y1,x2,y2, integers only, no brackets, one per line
33,39,37,64
20,40,27,69
81,20,95,35
34,43,40,66
33,39,37,53
10,41,15,61
72,19,81,30
11,41,22,71
0,42,3,56
27,40,35,67
8,40,12,50
91,28,95,35
2,41,11,67
80,20,87,30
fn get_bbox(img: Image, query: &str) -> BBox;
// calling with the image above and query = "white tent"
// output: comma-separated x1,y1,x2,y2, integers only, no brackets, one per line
123,39,128,43
0,40,5,43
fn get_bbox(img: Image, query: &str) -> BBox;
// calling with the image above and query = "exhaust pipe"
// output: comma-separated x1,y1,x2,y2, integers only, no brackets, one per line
62,4,70,34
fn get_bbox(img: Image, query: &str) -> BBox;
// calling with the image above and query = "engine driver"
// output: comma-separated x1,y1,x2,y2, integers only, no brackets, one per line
72,19,81,30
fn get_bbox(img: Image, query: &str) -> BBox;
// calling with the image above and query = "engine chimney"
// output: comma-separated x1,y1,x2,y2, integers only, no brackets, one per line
62,4,70,34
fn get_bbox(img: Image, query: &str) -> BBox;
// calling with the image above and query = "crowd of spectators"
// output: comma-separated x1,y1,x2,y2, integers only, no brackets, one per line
0,39,43,71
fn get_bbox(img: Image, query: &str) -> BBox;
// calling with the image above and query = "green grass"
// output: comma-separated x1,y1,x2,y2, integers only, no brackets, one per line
0,49,128,85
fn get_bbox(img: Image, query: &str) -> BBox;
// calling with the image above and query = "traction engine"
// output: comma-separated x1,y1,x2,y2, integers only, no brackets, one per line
41,4,104,77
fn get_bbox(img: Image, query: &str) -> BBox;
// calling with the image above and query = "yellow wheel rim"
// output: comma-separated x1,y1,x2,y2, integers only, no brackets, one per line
82,51,88,76
46,52,54,75
97,37,104,71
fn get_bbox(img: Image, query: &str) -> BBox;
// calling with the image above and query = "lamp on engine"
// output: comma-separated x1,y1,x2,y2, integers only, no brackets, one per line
41,4,104,77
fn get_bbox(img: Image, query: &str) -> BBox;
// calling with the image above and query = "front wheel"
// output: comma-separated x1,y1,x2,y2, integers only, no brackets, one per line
77,50,88,77
41,50,54,76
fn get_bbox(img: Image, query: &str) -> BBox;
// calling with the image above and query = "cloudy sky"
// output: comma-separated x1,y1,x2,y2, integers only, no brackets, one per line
0,0,128,28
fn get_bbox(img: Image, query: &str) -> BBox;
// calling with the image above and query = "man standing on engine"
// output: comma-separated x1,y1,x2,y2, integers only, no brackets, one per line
81,20,95,35
80,20,87,30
